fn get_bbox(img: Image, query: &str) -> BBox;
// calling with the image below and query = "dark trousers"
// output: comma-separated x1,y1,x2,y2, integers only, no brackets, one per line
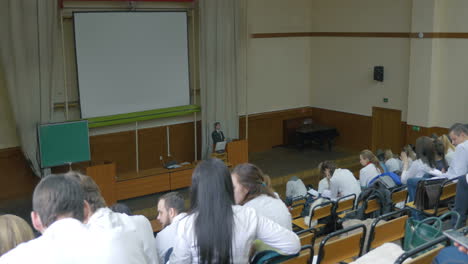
453,176,468,228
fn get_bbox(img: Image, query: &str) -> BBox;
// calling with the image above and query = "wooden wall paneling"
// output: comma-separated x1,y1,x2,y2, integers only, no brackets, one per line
169,122,196,164
429,127,449,137
401,122,407,148
170,168,193,190
197,121,202,160
90,131,136,174
86,162,117,205
247,117,280,153
309,107,372,151
115,172,170,201
371,107,403,154
227,139,249,167
240,107,315,153
405,125,430,145
404,125,449,145
0,148,38,200
239,116,246,140
239,107,373,153
138,126,167,170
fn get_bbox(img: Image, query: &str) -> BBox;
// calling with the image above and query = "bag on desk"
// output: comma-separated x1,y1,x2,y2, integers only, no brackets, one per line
415,179,444,210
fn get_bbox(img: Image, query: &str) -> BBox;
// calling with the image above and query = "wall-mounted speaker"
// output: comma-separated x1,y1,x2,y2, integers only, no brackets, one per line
374,66,384,82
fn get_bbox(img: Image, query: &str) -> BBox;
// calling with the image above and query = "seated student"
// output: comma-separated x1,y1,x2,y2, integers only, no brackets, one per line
401,137,438,202
375,149,389,173
320,160,361,200
169,159,300,263
65,172,158,264
317,162,331,195
384,149,402,173
0,214,35,256
285,176,307,203
0,174,110,263
359,150,383,188
430,123,468,228
440,134,456,166
232,163,292,230
155,192,187,263
402,144,416,168
401,137,437,184
433,138,449,172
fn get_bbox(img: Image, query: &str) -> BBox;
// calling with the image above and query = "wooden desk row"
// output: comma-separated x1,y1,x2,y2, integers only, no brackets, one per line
86,163,194,205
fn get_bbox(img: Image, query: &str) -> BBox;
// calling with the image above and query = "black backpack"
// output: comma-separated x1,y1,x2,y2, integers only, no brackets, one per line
343,182,392,220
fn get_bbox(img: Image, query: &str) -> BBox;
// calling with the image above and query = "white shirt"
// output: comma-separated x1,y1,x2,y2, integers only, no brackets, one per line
285,178,307,199
359,163,381,187
401,159,433,184
439,140,468,181
244,194,292,230
155,213,187,263
318,178,330,194
0,218,109,264
329,169,361,200
86,208,159,264
445,148,455,167
169,206,300,264
385,158,401,172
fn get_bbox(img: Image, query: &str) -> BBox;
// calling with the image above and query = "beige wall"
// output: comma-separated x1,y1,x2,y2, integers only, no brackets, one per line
407,0,468,127
309,0,412,119
0,66,19,148
241,0,312,115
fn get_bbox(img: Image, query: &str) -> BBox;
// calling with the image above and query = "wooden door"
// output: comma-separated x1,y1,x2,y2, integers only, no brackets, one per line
371,107,403,154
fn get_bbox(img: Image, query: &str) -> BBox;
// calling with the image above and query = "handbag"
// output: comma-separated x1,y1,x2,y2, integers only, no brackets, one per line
415,178,445,210
404,211,460,251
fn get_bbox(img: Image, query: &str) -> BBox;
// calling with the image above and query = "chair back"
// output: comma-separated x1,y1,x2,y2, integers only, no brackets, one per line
316,224,366,264
335,194,356,215
310,201,333,221
279,245,312,264
404,245,444,264
292,197,306,207
394,235,449,264
290,203,305,219
366,209,409,252
439,180,457,201
391,188,408,205
298,231,315,246
364,198,380,214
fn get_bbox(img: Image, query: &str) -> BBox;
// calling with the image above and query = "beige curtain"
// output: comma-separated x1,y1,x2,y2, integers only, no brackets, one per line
199,0,246,158
0,0,63,176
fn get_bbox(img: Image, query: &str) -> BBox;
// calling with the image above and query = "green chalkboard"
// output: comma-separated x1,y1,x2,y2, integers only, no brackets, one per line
38,120,90,168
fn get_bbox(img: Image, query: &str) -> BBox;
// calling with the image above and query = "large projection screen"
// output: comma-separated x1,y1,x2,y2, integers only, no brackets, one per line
74,12,190,119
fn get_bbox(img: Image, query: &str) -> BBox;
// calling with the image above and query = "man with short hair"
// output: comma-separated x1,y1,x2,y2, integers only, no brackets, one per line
154,192,186,263
65,172,159,264
435,123,468,227
0,174,107,263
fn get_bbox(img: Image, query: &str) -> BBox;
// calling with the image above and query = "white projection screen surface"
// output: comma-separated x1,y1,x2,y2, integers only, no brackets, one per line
74,12,190,119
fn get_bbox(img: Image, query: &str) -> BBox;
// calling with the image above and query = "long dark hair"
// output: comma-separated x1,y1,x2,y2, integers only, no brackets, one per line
190,159,234,264
232,163,276,205
415,136,437,168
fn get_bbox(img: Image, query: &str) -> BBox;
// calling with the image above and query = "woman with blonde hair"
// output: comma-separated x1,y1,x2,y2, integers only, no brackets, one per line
439,134,456,166
384,149,402,173
0,214,35,256
359,149,383,188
